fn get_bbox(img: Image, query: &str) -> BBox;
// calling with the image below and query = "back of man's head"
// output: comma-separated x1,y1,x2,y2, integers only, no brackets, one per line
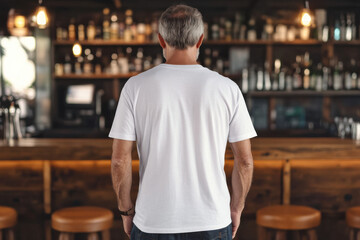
159,4,204,50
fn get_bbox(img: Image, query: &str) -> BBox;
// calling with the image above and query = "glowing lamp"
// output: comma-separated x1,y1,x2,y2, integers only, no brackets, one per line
72,43,82,57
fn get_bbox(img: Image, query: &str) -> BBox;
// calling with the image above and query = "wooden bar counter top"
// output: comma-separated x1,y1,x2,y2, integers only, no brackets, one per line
1,137,359,160
0,137,359,240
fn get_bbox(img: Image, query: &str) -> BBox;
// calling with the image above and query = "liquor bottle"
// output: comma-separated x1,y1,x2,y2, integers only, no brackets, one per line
126,47,136,72
87,21,96,40
225,19,232,41
334,20,341,41
110,53,120,74
249,65,257,91
351,13,356,41
256,67,264,91
75,57,83,75
137,23,146,42
278,69,286,91
264,61,271,91
232,12,241,40
315,63,323,91
293,56,302,90
78,24,85,41
64,54,72,74
263,18,274,40
241,68,249,93
350,59,358,89
110,13,119,40
303,52,311,90
333,61,343,90
322,66,329,90
340,14,346,41
94,48,103,74
247,18,257,41
68,18,76,40
272,59,281,91
83,49,93,74
117,48,129,74
134,48,144,72
124,9,133,42
204,48,212,69
345,13,353,41
103,8,111,40
211,20,220,40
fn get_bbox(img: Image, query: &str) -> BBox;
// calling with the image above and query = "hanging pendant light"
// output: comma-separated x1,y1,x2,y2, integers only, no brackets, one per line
300,1,313,27
34,0,49,29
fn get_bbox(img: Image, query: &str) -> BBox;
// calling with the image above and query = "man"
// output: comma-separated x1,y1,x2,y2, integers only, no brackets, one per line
109,4,256,240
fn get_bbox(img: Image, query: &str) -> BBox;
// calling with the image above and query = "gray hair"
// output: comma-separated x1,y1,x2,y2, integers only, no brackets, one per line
158,4,204,50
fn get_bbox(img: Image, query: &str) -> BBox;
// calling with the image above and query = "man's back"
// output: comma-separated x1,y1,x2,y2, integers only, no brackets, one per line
109,63,257,233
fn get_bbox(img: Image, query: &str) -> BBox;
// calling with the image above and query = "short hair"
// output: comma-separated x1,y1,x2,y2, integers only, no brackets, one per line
158,4,204,50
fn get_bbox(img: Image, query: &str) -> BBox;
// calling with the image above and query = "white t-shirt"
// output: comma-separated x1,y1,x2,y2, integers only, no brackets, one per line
109,63,257,233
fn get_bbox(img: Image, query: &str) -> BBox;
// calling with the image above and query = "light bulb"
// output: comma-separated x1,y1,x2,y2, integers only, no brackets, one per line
72,43,82,57
301,11,312,27
14,15,26,28
35,6,49,29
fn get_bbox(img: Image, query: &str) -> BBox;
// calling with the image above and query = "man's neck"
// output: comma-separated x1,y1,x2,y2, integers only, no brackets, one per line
165,49,198,65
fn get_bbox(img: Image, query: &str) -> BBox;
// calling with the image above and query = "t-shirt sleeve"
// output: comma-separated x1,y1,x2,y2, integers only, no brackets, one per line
108,82,136,141
228,88,257,143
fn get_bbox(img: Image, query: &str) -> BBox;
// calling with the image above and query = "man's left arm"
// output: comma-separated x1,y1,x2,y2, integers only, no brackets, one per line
111,139,135,238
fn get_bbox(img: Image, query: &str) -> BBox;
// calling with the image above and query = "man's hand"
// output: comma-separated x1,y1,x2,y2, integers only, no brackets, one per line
122,215,134,239
231,210,242,239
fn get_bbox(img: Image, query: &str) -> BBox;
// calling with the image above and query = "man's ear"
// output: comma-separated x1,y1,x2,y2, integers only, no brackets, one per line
196,34,204,48
158,33,166,48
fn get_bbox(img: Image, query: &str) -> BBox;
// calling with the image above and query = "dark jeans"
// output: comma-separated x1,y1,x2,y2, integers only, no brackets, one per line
130,223,232,240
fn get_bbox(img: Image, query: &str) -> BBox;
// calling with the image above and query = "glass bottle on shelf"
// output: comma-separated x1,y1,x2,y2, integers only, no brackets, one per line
103,8,111,40
272,59,281,91
110,53,120,74
219,17,226,40
117,48,129,74
110,13,119,40
264,61,271,91
340,13,346,41
145,22,152,42
83,48,93,74
126,47,136,72
232,12,242,40
334,19,341,41
247,18,257,41
350,59,358,89
303,52,311,90
203,48,212,69
64,54,72,74
75,57,83,75
87,21,96,40
256,67,264,91
137,23,146,42
225,19,232,41
292,56,302,90
314,63,323,91
94,48,103,74
333,61,343,90
68,18,76,41
211,20,220,40
78,24,85,41
151,17,158,42
153,53,163,66
345,13,353,41
134,48,144,72
124,9,133,42
241,68,249,93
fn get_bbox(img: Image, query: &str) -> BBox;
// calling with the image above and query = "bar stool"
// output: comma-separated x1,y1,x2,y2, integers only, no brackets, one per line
346,207,360,240
256,160,321,240
0,206,17,240
51,206,113,240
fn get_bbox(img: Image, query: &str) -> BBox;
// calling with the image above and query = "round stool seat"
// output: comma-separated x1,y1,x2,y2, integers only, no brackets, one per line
257,205,321,230
0,206,17,229
346,207,360,229
52,206,113,233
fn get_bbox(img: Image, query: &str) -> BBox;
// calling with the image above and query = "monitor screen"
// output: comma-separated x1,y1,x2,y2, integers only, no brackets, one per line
66,84,95,105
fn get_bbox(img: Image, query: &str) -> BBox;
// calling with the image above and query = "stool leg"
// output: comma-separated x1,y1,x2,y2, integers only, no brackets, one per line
306,229,317,240
101,230,111,240
59,232,72,240
258,226,268,240
356,229,360,240
275,230,286,240
87,232,99,240
6,229,15,240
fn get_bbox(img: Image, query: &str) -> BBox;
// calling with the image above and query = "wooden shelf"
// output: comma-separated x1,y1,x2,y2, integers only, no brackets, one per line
54,73,138,79
332,40,360,46
53,39,324,46
54,39,158,46
246,90,360,97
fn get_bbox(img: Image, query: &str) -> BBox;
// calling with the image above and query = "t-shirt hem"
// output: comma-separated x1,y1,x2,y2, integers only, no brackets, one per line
108,132,136,141
133,219,232,234
228,131,257,143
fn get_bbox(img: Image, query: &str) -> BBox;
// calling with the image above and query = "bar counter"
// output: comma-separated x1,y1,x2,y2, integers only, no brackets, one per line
1,138,359,240
1,137,360,160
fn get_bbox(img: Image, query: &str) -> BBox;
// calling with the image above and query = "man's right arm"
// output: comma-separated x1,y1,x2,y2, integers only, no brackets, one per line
229,139,254,239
